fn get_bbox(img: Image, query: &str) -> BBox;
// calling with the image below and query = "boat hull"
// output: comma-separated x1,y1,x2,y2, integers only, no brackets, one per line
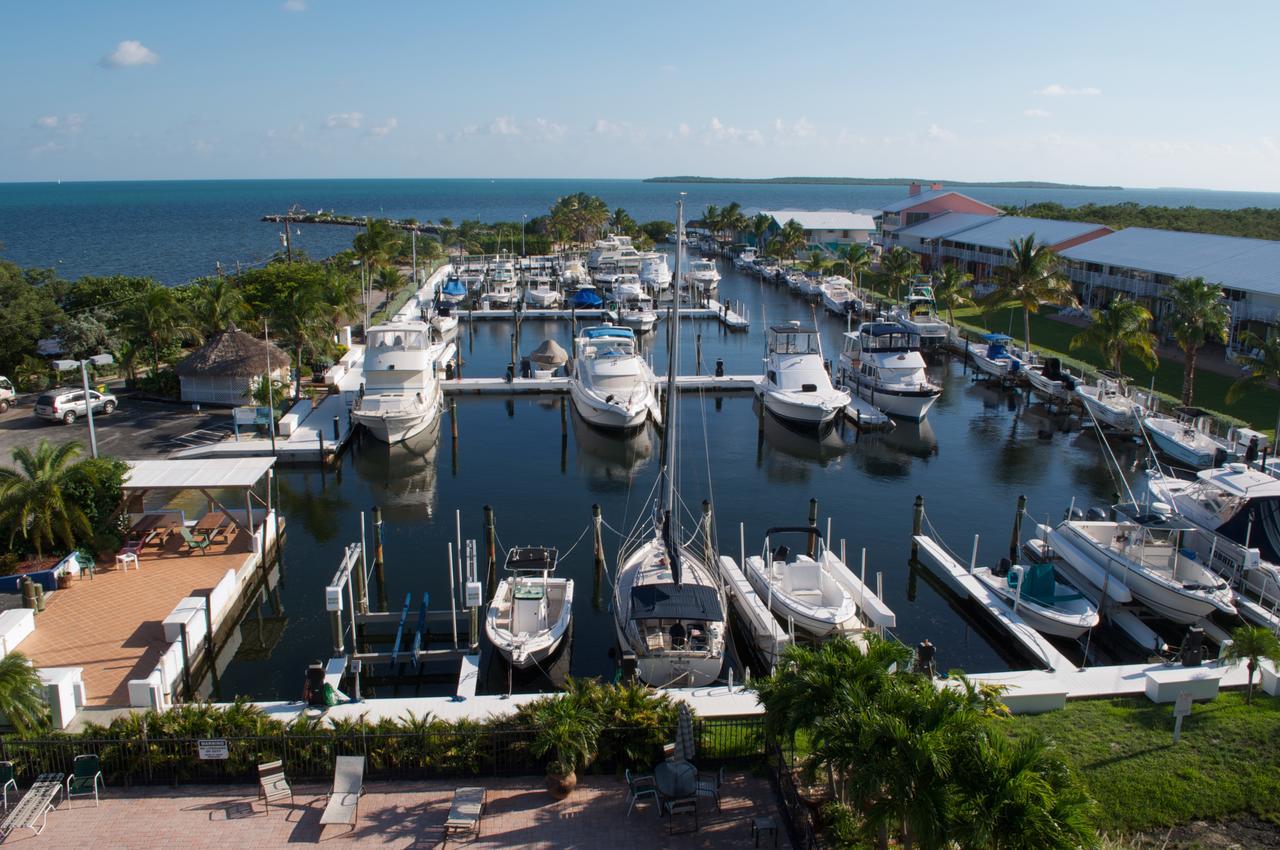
569,382,651,432
972,569,1097,638
1143,419,1227,468
760,391,841,432
848,378,938,421
353,405,439,444
744,561,856,637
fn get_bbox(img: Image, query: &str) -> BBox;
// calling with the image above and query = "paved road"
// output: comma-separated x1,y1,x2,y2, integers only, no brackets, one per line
0,393,235,461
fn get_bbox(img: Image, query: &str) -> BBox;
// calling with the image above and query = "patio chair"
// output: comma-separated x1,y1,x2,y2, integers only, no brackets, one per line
666,797,698,834
625,768,659,818
257,760,293,813
0,761,16,810
319,756,364,831
696,765,724,811
66,754,104,807
442,786,485,845
179,527,212,554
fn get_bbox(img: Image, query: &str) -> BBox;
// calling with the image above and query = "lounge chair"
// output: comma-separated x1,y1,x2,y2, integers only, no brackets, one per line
666,797,698,834
625,768,659,818
696,765,724,811
443,786,485,844
66,754,104,807
257,760,293,813
0,761,15,810
179,527,212,554
319,756,364,831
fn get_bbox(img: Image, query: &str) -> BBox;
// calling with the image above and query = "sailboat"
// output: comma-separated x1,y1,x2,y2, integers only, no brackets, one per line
613,199,728,688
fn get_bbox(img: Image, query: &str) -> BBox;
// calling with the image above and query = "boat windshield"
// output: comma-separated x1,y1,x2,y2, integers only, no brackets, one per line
769,329,819,355
857,324,917,352
369,328,427,349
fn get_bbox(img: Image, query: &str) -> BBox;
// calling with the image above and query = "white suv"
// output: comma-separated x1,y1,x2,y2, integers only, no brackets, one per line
33,387,118,425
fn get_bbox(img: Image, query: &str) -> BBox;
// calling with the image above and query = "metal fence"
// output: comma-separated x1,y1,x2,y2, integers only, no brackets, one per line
0,717,767,788
770,745,819,850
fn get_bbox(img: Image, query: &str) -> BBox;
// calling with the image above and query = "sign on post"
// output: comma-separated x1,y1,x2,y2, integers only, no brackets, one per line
198,739,229,760
1172,691,1193,743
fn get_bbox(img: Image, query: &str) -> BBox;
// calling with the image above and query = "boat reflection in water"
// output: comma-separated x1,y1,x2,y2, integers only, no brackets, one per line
571,409,654,487
855,416,938,479
352,419,441,522
758,402,850,480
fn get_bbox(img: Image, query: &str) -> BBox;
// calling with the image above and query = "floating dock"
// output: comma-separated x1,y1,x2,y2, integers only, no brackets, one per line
819,550,897,631
913,534,1072,671
443,374,760,396
716,555,791,670
449,299,748,330
840,394,893,430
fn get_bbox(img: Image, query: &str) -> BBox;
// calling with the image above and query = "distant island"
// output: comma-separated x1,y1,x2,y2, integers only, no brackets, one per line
645,176,1123,190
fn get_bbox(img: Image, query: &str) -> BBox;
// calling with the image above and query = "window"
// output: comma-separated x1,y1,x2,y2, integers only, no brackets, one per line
904,212,930,226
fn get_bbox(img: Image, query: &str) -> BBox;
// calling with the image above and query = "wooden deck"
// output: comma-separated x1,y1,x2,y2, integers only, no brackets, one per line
21,530,262,707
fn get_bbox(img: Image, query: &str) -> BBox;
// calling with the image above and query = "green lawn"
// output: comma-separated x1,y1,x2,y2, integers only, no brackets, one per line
1006,691,1280,832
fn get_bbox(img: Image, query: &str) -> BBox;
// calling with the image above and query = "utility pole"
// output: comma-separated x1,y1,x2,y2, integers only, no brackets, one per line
282,211,293,264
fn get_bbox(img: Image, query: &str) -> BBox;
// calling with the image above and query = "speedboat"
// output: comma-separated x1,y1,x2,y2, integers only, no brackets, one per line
352,321,454,443
734,247,758,269
799,274,824,299
757,321,850,432
588,234,643,272
440,275,468,303
685,259,720,293
743,527,859,637
618,293,659,333
755,260,781,282
639,253,672,290
1024,357,1078,404
971,559,1099,638
614,201,726,688
969,333,1025,380
1074,370,1141,433
1047,505,1237,623
1140,406,1236,469
609,273,645,301
485,546,573,669
569,325,658,432
819,277,856,315
524,281,562,308
429,304,459,337
838,322,941,421
889,283,950,350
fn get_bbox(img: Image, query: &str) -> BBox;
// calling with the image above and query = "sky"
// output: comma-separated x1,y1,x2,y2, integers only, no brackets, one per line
4,0,1280,191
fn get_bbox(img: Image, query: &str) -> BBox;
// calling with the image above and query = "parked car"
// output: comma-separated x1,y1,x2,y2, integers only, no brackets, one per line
33,387,118,425
0,376,14,414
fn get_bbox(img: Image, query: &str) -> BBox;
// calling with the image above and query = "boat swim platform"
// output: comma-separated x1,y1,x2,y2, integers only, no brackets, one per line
443,374,761,396
913,534,1073,672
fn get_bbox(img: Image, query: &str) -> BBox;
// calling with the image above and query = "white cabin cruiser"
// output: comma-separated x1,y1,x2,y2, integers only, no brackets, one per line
758,321,850,432
889,283,950,350
685,259,720,293
838,322,941,421
618,293,659,333
560,258,588,285
1048,506,1237,623
819,277,857,315
614,201,727,688
734,247,758,269
483,259,518,308
608,273,645,301
743,528,859,637
352,321,454,443
969,333,1026,380
588,234,643,272
524,281,562,308
639,253,672,290
1074,371,1141,433
568,325,658,432
972,559,1099,638
1140,407,1237,469
485,546,574,669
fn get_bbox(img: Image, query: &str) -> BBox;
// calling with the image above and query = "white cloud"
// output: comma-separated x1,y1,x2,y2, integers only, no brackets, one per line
325,112,363,129
36,115,59,129
34,113,85,134
594,118,622,136
530,118,566,141
100,40,158,68
488,116,521,136
282,0,307,10
706,117,763,146
193,139,213,155
1023,108,1052,118
676,123,691,138
1034,84,1101,97
369,117,398,137
928,123,957,142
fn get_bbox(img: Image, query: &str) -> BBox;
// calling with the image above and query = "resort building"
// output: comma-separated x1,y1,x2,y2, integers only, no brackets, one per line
893,213,1112,276
177,322,292,405
878,182,1001,243
1059,227,1280,346
760,209,877,251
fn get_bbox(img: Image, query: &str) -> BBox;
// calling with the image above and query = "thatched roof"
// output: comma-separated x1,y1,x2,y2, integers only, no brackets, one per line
177,323,292,378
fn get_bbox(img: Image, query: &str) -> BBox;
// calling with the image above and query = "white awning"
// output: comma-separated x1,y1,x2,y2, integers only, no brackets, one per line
123,457,277,491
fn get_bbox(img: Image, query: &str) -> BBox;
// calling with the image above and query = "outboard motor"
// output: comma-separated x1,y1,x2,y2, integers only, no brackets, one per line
1179,627,1206,667
1085,507,1108,521
304,661,327,707
994,557,1012,577
1068,506,1086,521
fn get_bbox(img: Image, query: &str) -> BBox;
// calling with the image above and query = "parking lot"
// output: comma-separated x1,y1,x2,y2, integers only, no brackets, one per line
0,391,236,461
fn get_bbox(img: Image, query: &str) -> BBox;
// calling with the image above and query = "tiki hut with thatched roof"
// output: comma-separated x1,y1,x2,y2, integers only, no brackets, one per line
177,322,291,405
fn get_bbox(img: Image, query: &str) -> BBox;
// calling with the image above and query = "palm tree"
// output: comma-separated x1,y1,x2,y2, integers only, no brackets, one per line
748,213,772,252
1168,277,1230,406
1222,624,1280,704
839,244,873,290
768,219,807,262
0,653,50,736
274,282,330,396
0,440,92,559
550,193,609,245
528,692,602,793
701,205,721,244
121,283,199,378
982,235,1077,353
933,263,975,326
191,277,246,336
374,267,402,298
608,207,636,233
1227,332,1280,438
802,250,830,274
1069,296,1158,374
720,201,747,246
320,269,363,328
881,246,921,302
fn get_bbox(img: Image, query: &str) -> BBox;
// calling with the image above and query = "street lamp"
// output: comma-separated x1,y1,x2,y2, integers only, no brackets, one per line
52,353,114,459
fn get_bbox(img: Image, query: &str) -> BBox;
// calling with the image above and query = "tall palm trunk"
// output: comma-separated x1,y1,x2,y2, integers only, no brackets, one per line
1023,307,1033,354
1182,346,1198,405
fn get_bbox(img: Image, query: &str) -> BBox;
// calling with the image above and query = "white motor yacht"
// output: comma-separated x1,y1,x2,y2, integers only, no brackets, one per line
1139,406,1237,469
1047,506,1237,624
639,253,672,290
889,283,951,350
614,201,727,689
783,270,807,293
560,258,588,286
485,546,574,669
618,293,659,333
588,234,643,272
838,322,941,421
568,325,659,432
352,321,454,443
758,321,850,432
429,304,459,337
1074,370,1141,433
819,276,856,315
685,259,721,293
483,259,518,308
743,527,860,637
971,559,1099,639
609,273,645,301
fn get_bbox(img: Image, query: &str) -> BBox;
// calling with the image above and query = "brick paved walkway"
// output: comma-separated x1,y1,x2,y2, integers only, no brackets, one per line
2,773,791,849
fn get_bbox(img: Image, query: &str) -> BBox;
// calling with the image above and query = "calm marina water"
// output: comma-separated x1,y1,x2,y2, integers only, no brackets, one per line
4,178,1280,283
216,255,1151,701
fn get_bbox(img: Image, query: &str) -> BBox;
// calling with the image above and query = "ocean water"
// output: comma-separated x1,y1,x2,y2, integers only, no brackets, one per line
3,178,1280,284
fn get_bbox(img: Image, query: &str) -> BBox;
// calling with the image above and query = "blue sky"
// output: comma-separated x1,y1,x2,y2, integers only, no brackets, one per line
5,0,1279,190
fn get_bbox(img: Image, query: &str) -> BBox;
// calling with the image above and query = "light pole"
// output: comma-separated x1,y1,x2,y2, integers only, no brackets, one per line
53,354,114,459
521,214,527,257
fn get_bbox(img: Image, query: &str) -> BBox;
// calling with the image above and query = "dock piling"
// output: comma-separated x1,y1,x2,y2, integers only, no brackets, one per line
696,334,702,374
372,505,387,599
807,498,819,557
484,505,497,595
1010,494,1027,561
354,512,368,614
592,503,605,576
332,416,340,443
911,495,925,559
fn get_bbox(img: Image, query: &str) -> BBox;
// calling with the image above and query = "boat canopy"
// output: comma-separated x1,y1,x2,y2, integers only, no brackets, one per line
442,277,467,295
584,326,634,340
529,338,568,367
506,546,558,572
629,583,724,622
1113,503,1199,531
1195,463,1280,498
983,333,1013,342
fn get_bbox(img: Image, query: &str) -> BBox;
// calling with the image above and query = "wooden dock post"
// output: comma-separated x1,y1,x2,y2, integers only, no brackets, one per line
1010,494,1027,561
560,397,568,473
509,332,517,373
454,342,462,379
592,503,605,576
807,498,819,557
911,495,924,559
484,505,497,595
450,399,459,476
696,334,702,374
353,513,368,615
372,505,387,595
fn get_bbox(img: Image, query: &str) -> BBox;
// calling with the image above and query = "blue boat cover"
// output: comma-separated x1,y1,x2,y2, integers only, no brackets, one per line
571,289,604,307
584,326,634,339
442,278,467,296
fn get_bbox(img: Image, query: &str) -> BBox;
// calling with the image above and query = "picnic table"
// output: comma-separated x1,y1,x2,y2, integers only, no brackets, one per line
195,512,232,541
1,772,63,837
132,514,183,546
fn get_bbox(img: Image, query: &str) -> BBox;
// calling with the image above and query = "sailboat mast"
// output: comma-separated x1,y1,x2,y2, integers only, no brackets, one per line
661,197,684,515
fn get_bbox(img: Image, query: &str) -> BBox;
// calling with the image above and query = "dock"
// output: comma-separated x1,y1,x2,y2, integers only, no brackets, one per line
840,394,893,430
819,550,897,631
443,374,760,396
913,534,1072,671
717,555,791,670
452,300,748,330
